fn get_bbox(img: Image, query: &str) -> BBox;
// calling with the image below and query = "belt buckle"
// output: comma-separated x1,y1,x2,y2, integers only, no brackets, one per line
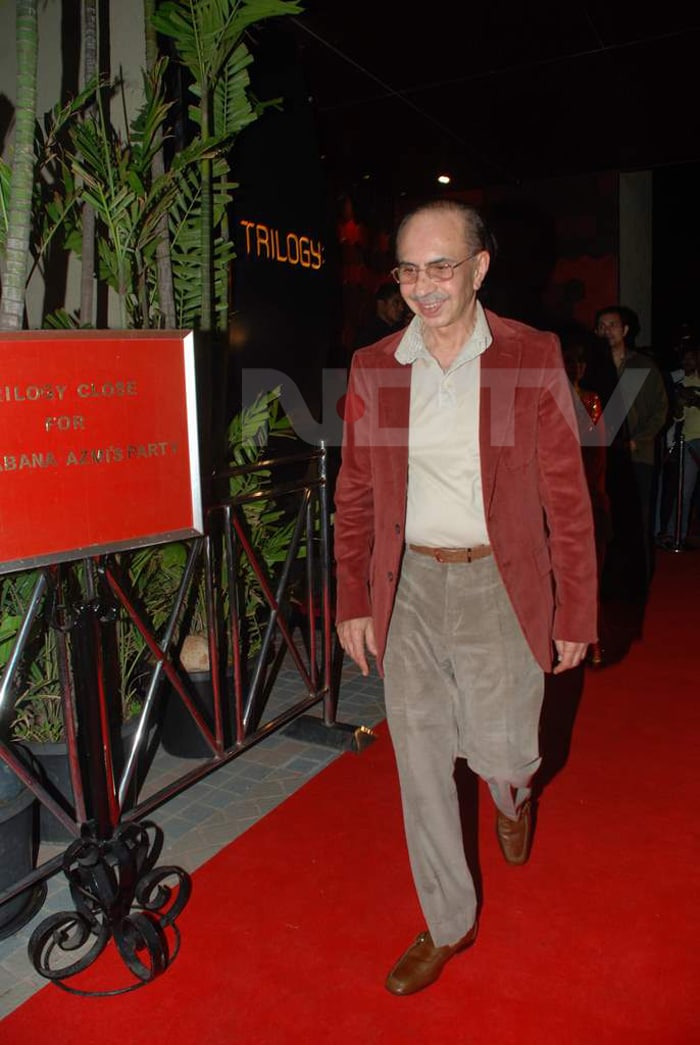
434,548,473,563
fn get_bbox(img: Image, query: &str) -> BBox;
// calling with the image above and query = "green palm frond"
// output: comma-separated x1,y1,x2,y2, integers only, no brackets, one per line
169,165,204,326
169,159,236,329
226,387,293,470
213,42,257,138
152,0,302,94
36,80,102,163
129,60,175,176
43,307,83,329
31,165,80,273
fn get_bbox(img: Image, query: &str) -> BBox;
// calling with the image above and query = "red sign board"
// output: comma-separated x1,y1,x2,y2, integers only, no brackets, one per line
0,330,203,573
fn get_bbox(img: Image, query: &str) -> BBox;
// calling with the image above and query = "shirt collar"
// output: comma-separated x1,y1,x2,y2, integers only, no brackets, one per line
394,299,493,366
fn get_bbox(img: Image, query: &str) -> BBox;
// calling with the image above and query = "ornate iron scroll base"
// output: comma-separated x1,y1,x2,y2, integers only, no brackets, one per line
28,820,191,996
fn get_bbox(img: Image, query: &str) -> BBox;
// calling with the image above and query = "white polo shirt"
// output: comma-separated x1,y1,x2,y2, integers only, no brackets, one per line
395,302,493,548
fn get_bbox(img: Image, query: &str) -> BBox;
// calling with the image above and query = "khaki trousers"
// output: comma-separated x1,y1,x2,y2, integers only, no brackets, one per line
383,548,544,947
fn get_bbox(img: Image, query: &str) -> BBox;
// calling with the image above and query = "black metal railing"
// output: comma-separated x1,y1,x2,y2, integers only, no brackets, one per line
0,444,340,985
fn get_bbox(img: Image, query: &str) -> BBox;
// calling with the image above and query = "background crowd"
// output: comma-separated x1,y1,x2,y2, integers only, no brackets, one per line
556,307,699,665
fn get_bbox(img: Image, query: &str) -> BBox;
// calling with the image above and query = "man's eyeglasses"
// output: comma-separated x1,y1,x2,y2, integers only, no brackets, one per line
391,251,480,285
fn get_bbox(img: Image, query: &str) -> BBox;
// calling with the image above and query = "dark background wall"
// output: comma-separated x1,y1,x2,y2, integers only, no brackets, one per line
229,25,700,408
333,173,619,352
228,25,341,426
652,162,700,365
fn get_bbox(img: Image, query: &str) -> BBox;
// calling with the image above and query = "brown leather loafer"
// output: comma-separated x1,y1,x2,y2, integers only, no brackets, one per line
496,799,533,865
385,923,478,996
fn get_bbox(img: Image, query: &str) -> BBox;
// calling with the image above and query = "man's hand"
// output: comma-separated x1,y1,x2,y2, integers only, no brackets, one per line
553,639,588,674
336,617,377,676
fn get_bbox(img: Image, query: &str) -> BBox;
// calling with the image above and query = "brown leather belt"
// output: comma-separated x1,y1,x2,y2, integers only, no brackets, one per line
408,544,492,564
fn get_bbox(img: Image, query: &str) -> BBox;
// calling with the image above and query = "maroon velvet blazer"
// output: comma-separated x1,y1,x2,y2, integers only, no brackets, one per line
333,309,598,675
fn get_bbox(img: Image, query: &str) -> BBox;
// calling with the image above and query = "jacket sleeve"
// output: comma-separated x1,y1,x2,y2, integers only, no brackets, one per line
536,335,599,643
629,362,669,447
333,355,375,624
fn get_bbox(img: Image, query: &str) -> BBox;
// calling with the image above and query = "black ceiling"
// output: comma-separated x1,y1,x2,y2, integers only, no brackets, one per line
283,2,700,198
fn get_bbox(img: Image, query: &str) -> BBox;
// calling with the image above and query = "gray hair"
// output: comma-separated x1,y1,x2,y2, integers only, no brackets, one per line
396,199,496,258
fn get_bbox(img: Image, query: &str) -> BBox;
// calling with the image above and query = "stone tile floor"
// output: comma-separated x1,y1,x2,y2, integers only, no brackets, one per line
0,657,386,1020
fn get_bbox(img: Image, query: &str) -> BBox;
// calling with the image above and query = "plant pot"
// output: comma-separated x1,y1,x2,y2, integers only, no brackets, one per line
159,669,232,759
0,765,46,939
17,720,142,844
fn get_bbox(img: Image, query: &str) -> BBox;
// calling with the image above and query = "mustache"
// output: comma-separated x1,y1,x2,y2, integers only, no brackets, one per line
410,291,448,306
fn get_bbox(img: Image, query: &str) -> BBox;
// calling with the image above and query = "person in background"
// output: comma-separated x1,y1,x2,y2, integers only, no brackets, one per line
353,280,407,349
659,345,700,549
334,198,597,997
593,305,669,603
653,332,689,539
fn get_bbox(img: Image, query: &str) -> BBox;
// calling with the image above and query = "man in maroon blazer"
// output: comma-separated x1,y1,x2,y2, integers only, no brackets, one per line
334,199,598,996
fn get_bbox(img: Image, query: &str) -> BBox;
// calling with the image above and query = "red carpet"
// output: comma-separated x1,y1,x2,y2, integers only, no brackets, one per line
3,551,699,1043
